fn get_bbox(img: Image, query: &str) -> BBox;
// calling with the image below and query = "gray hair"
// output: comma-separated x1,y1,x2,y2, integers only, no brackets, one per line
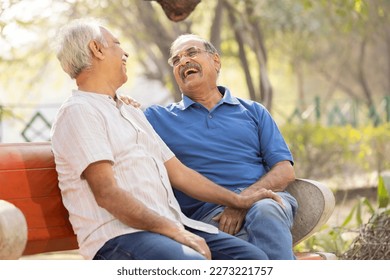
169,34,218,57
55,18,108,79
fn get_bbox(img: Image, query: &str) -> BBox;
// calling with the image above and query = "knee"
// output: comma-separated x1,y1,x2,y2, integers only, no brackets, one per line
251,198,283,214
247,198,294,224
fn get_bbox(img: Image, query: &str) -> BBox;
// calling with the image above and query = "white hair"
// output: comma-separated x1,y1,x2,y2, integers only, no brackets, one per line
169,34,218,57
55,18,108,79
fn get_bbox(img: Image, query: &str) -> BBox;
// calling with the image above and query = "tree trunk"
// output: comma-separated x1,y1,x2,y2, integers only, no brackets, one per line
358,38,374,109
245,1,273,110
210,0,224,53
294,59,306,110
225,3,257,102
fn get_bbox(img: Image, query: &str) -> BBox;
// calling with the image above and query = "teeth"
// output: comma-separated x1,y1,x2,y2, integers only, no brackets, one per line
180,63,201,79
184,68,197,77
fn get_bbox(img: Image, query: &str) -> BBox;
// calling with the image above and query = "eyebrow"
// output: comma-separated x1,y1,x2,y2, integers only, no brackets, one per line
172,46,198,57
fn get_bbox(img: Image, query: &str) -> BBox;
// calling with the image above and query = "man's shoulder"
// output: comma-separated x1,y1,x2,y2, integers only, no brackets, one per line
145,102,181,116
58,96,94,114
235,96,268,112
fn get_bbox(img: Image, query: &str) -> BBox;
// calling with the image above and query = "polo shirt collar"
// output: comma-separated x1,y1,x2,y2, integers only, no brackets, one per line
180,86,240,110
181,94,196,110
218,86,240,105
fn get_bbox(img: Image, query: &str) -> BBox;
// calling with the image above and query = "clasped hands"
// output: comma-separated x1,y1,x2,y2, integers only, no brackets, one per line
213,189,284,235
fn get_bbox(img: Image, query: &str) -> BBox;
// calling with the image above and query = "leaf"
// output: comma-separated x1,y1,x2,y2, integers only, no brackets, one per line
361,197,375,215
377,175,389,208
341,204,356,227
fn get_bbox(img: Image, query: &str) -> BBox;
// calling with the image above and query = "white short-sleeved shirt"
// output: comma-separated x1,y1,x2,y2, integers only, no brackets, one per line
51,90,217,259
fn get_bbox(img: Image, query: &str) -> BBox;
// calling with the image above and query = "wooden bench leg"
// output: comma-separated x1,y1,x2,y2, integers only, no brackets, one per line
0,200,28,259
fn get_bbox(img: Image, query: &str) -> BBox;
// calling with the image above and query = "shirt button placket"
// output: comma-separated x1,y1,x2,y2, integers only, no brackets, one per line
207,113,215,129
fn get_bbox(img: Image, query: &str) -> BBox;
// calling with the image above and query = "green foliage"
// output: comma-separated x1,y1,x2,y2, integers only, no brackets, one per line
281,123,390,180
295,225,352,255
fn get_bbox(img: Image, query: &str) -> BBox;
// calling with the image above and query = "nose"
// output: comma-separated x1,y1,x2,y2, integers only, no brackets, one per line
177,54,191,66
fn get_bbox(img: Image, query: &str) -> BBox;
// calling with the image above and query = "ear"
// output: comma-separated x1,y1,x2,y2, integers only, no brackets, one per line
213,53,221,73
88,40,104,60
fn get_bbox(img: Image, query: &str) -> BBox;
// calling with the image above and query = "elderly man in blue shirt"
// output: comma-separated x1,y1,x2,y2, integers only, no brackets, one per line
144,34,297,260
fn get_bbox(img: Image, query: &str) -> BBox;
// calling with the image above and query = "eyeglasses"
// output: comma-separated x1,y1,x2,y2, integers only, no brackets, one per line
168,46,213,67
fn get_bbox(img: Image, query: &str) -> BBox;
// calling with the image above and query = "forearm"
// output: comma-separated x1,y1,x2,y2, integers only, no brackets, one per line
84,161,183,238
165,157,240,208
101,188,182,236
241,161,296,195
95,181,211,258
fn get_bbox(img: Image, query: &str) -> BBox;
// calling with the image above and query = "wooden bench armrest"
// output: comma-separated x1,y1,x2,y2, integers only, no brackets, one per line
287,178,335,246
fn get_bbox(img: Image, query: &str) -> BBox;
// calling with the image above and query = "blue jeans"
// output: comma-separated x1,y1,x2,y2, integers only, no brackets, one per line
93,228,268,260
198,191,297,260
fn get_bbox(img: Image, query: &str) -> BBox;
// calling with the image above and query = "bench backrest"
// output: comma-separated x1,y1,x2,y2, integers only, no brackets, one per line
0,142,77,255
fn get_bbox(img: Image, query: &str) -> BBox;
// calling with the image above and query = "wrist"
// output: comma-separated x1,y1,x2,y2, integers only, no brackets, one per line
231,193,248,209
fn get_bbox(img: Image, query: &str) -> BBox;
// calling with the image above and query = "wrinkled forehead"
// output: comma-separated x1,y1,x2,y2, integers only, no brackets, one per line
170,38,205,56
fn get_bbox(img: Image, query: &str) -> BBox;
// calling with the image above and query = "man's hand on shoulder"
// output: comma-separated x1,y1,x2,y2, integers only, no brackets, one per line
119,95,141,108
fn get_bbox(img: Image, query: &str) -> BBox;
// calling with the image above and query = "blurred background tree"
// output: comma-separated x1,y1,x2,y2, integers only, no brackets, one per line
1,0,389,112
1,0,389,257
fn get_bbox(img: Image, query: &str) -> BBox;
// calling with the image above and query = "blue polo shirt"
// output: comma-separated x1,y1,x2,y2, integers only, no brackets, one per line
144,86,293,219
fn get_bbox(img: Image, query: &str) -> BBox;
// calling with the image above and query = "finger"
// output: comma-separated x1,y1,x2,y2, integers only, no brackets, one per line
253,189,273,201
193,241,211,260
130,100,141,108
212,213,222,222
183,234,211,260
119,95,141,107
203,248,212,260
203,246,212,260
120,96,131,105
221,217,236,235
233,219,243,235
267,190,285,208
227,221,238,235
218,215,230,233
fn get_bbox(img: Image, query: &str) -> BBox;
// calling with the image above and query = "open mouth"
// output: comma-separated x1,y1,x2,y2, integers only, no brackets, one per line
180,63,201,79
122,55,128,66
184,68,198,77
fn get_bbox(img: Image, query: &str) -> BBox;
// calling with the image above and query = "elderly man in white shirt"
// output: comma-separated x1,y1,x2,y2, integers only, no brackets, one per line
51,18,282,260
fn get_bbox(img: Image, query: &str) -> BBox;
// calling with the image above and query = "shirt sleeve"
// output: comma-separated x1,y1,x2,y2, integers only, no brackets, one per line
144,106,175,162
51,102,114,178
154,128,175,162
254,103,294,168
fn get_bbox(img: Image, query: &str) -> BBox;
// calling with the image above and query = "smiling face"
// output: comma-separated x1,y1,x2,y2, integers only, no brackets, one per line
100,27,129,88
170,39,221,95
